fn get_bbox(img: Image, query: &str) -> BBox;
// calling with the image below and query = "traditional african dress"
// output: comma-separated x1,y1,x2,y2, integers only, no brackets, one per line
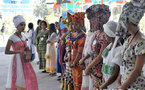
6,34,38,90
121,39,145,89
45,32,57,73
67,33,86,90
35,30,49,69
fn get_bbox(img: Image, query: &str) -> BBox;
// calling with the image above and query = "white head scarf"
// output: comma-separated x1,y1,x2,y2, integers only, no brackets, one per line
103,20,117,38
13,15,26,28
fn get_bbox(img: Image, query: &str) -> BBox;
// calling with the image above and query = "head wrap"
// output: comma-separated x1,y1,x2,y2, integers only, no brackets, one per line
60,10,74,30
104,21,117,38
72,12,85,25
13,15,25,28
86,4,110,30
116,1,145,39
62,12,73,31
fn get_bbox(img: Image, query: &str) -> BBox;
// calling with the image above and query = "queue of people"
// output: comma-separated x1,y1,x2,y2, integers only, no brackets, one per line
4,1,145,90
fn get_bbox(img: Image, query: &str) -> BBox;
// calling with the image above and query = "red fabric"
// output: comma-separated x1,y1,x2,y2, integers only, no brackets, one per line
72,12,85,25
11,41,38,90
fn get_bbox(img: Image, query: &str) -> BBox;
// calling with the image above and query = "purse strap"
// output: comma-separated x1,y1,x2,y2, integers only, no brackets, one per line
16,32,26,48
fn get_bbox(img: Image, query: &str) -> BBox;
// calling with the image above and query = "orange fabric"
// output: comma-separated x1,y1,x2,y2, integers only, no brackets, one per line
67,33,86,90
72,12,85,25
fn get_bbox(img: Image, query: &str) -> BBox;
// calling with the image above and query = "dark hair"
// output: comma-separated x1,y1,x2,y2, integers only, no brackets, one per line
37,19,41,25
28,23,33,29
40,21,47,27
127,18,137,27
49,23,57,34
59,16,62,22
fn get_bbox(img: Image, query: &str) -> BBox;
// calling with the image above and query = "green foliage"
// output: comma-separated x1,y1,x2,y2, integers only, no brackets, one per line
33,0,49,17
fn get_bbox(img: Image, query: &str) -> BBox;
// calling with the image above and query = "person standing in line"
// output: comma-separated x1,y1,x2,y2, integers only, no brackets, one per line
45,23,57,76
34,19,41,44
1,23,6,42
27,22,35,61
35,20,49,73
67,12,86,90
5,15,38,90
116,2,145,89
55,21,62,80
100,21,122,89
79,4,110,90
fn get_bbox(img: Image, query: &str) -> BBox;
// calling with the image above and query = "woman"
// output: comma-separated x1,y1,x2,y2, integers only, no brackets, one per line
55,21,62,80
5,15,38,90
100,21,122,89
45,23,57,75
67,12,86,90
79,4,110,90
116,2,145,89
35,20,49,72
27,22,35,61
83,4,110,90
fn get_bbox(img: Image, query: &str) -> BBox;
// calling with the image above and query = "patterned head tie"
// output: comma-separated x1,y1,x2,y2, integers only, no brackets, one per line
72,12,85,26
116,1,145,39
86,4,110,30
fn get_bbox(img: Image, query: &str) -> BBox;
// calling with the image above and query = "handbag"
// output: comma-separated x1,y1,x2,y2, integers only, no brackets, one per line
17,33,32,62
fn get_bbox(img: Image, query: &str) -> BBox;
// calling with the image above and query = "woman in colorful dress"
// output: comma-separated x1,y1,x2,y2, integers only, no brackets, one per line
84,4,110,90
67,12,86,90
55,21,62,80
5,15,38,90
35,20,49,72
79,4,110,90
116,2,145,89
45,23,57,75
60,14,74,90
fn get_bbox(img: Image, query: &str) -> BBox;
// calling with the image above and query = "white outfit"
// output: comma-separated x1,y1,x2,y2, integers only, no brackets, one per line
102,43,122,89
27,29,35,54
6,34,26,88
81,31,95,90
45,32,57,73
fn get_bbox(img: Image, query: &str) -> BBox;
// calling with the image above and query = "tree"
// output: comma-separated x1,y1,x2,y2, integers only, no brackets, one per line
33,0,48,17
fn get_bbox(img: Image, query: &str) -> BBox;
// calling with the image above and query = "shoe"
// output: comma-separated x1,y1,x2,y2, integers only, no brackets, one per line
57,76,61,81
41,70,46,73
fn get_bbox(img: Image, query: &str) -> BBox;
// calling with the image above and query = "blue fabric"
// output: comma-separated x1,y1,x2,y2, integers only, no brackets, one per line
60,22,66,30
62,10,75,18
56,43,62,73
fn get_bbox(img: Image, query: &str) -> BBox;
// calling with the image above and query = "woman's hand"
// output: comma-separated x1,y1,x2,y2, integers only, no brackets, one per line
79,58,84,65
85,66,91,75
46,40,51,43
100,84,107,89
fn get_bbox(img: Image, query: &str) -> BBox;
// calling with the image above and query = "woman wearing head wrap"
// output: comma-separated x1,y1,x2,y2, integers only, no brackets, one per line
116,1,145,89
67,12,86,90
100,21,122,89
5,15,38,90
35,20,50,72
78,4,110,90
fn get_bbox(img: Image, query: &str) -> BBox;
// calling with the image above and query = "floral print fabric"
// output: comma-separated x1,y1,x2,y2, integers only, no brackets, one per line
121,39,145,89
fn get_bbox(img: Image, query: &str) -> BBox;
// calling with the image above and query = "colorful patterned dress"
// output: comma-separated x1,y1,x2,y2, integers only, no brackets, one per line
67,33,86,90
6,34,38,90
45,32,57,73
121,39,145,89
58,28,68,74
36,30,49,69
60,33,74,90
90,31,108,89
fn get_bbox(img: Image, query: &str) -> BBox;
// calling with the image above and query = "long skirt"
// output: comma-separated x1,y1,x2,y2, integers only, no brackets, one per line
60,61,74,90
58,40,66,74
6,54,38,90
45,43,56,73
38,44,46,69
56,44,62,73
72,66,83,90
